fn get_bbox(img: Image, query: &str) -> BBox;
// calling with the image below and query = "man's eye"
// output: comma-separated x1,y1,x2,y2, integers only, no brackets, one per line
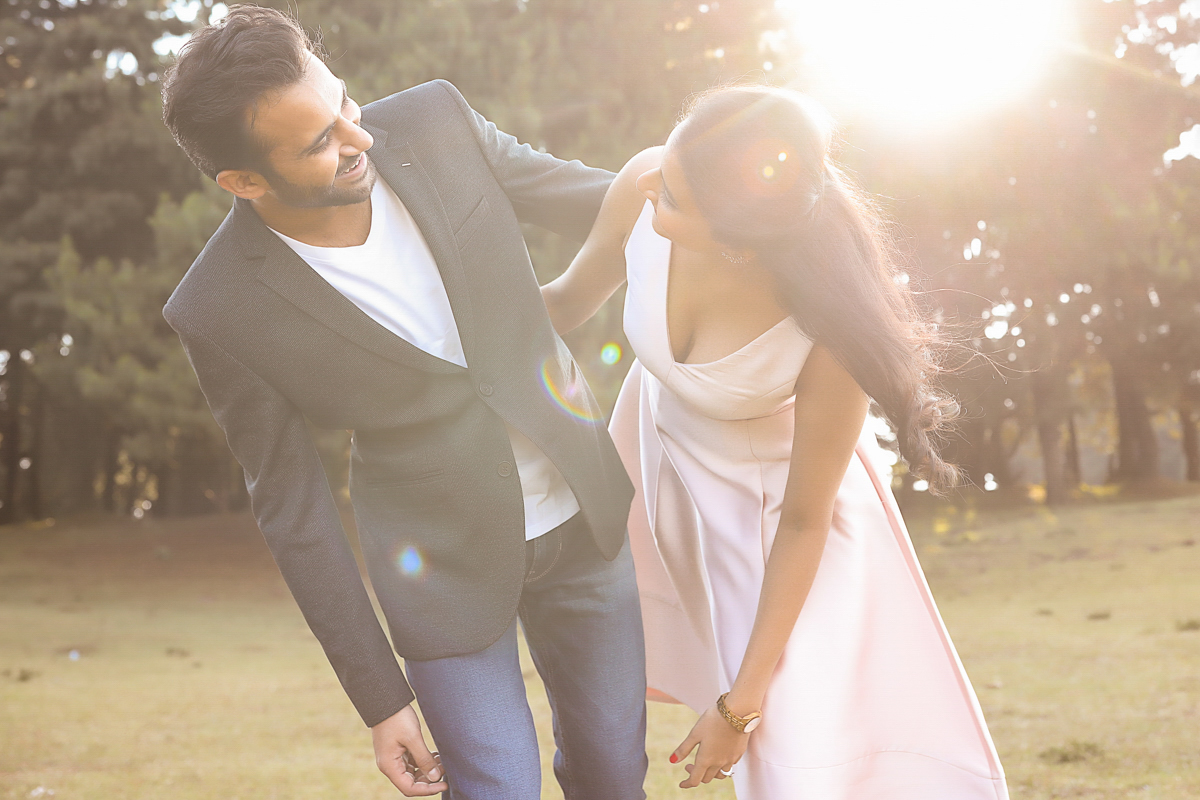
312,137,332,153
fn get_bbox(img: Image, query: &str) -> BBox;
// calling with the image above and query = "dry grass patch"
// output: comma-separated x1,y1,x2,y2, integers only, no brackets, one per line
3,493,1199,798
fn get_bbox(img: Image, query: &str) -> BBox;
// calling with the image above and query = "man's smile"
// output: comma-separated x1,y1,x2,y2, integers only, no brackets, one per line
338,152,367,179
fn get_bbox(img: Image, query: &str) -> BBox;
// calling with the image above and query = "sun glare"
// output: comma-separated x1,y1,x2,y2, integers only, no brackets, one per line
777,0,1073,128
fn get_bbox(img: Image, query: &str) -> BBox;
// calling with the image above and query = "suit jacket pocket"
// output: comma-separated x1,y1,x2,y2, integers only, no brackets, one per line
358,468,446,488
453,196,491,249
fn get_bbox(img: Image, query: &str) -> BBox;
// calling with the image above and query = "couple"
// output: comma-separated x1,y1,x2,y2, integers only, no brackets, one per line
161,6,1008,799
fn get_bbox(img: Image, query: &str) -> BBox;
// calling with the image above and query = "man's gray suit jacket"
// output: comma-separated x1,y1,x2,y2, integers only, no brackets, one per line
164,80,636,728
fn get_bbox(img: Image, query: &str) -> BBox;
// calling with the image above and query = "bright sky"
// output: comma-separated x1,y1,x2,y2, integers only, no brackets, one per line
775,0,1074,129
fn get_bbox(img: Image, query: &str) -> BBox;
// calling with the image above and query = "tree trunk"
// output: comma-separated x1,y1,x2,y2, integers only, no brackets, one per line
156,459,177,517
26,379,43,520
159,436,226,516
1181,395,1199,483
980,417,1019,489
1032,370,1069,505
1065,414,1082,486
101,429,121,513
1035,416,1067,504
54,403,108,515
1111,361,1159,481
944,412,986,487
0,359,25,524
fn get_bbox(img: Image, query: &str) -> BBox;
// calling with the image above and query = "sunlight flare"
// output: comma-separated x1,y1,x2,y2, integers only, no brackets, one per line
777,0,1073,127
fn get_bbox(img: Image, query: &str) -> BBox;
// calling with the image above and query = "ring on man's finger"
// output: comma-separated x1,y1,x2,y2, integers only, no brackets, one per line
718,767,735,778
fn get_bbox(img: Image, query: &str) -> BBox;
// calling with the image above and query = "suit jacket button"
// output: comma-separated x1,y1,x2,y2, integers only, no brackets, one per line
497,461,513,477
479,382,494,397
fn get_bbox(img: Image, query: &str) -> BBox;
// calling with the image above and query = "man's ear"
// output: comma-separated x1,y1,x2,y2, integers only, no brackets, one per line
216,168,270,200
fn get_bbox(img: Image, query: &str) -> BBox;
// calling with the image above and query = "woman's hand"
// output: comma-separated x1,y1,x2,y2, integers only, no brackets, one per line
539,147,660,334
670,705,750,789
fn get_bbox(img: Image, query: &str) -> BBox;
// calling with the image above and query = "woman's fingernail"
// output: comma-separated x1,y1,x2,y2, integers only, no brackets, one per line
669,754,679,764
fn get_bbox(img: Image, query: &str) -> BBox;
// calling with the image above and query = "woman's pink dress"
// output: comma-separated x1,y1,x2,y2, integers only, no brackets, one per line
609,203,1009,799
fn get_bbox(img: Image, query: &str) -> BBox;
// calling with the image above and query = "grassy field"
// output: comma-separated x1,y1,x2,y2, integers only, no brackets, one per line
1,493,1198,799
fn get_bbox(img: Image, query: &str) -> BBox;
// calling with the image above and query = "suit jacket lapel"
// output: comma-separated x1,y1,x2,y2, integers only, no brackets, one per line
242,196,464,375
364,123,478,367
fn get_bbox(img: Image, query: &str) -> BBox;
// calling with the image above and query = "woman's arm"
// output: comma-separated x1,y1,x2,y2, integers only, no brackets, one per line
541,147,662,335
672,344,870,789
727,345,869,712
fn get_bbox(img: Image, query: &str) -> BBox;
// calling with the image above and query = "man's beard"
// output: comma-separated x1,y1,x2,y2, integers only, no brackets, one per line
262,154,377,208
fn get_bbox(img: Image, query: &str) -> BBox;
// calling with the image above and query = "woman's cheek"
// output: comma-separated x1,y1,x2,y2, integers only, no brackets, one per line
650,209,670,238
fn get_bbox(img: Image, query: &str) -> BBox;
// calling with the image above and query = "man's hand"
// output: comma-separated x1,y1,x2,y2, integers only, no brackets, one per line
371,704,449,796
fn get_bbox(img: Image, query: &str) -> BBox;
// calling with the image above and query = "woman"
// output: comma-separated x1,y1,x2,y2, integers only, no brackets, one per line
542,86,1008,799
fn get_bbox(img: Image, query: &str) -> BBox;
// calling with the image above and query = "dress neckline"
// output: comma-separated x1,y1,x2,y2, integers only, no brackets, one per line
653,208,793,368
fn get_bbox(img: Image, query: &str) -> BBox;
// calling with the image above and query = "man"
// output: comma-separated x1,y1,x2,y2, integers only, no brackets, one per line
160,7,646,798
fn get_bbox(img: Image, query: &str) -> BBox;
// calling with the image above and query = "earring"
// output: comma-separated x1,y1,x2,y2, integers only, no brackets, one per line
721,251,751,265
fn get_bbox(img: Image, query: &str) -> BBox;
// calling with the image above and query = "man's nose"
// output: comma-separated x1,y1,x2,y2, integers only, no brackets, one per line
341,119,374,154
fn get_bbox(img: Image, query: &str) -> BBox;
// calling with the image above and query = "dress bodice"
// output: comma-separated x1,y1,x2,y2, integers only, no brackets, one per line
622,202,813,422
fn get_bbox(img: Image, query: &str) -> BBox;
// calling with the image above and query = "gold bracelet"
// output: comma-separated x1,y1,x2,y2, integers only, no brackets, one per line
716,692,763,734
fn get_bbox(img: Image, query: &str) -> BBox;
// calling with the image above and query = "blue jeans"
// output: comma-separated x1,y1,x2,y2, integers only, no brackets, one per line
404,514,648,800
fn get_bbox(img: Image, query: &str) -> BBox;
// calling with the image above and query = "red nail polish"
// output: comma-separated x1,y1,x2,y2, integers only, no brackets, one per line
669,754,679,764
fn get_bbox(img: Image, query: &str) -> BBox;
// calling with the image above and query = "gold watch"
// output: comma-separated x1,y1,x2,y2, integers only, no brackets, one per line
717,692,762,734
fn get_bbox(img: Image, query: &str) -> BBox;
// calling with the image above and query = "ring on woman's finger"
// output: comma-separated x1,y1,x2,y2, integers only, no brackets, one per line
718,767,735,778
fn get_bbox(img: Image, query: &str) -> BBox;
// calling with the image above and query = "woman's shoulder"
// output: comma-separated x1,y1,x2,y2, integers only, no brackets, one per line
606,146,662,206
618,146,664,178
590,147,662,249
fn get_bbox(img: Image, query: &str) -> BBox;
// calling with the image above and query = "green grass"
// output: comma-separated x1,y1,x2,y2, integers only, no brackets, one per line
2,494,1198,799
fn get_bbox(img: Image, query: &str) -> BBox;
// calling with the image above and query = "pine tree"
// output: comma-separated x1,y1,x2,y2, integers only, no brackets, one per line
0,0,196,521
33,183,240,516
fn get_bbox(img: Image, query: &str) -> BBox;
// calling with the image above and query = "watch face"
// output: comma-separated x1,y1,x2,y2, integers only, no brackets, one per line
743,716,762,733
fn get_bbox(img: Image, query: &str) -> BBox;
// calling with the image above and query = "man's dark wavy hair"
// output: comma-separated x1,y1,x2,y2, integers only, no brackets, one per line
162,5,321,179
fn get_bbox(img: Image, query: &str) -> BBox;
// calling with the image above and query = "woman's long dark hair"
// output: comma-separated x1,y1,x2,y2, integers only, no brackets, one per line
674,86,960,491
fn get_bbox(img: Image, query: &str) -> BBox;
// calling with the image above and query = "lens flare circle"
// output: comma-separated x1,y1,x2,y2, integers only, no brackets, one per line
397,545,425,577
600,342,623,366
540,358,600,422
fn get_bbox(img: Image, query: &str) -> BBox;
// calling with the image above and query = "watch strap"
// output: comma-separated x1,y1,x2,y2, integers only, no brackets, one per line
717,692,762,734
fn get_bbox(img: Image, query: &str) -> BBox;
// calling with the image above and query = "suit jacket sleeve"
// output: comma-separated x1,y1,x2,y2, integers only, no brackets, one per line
435,80,614,241
169,314,414,727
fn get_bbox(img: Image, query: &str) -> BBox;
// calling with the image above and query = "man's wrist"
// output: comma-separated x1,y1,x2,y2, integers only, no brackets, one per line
366,697,414,729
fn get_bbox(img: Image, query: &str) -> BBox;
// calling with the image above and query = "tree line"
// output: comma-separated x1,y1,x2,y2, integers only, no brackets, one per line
0,0,1196,523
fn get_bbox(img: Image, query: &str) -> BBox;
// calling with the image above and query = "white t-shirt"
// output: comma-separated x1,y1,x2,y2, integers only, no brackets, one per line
271,179,580,540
